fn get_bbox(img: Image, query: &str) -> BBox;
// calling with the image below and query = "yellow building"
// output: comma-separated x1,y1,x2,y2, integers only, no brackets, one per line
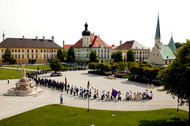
0,37,62,64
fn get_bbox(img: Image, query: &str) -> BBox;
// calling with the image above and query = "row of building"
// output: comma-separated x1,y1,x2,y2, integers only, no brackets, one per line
0,14,177,66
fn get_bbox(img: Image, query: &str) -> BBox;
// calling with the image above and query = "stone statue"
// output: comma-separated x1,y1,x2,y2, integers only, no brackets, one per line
22,67,25,77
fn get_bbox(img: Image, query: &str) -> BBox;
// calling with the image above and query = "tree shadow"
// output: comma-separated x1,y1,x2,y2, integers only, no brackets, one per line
138,118,187,126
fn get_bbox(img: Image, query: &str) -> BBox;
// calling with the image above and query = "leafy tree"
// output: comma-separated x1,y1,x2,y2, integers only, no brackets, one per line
88,62,97,71
66,47,76,63
117,62,127,72
175,42,185,49
89,51,99,63
62,49,67,61
158,40,190,121
49,58,62,73
57,49,67,62
2,48,16,64
127,49,135,62
113,51,123,62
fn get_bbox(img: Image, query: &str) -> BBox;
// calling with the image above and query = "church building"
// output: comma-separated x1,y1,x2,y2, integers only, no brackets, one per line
148,15,177,66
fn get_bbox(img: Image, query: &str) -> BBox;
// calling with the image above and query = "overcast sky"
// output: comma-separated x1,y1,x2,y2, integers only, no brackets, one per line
0,0,189,48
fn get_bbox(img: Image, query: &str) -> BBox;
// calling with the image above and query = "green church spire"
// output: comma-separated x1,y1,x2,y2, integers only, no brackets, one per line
168,35,177,52
155,14,161,39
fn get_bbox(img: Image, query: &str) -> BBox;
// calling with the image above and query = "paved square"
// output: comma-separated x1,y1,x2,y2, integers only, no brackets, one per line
0,70,188,120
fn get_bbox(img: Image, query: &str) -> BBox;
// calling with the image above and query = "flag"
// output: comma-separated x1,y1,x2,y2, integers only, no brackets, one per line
112,89,118,97
87,81,90,89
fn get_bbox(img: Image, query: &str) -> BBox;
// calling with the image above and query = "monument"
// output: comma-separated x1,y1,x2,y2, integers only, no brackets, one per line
6,67,41,96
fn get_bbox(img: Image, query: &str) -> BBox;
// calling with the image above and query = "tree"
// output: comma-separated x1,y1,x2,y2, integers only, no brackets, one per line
127,50,135,62
88,62,97,71
49,58,62,73
66,47,76,63
2,48,16,64
57,49,67,62
62,49,67,61
158,40,190,122
112,51,123,62
175,42,185,49
117,62,127,72
89,51,99,63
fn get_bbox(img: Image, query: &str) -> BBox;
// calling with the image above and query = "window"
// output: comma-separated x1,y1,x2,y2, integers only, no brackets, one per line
32,54,33,58
18,54,20,59
12,49,14,53
32,50,33,53
18,49,20,53
15,54,17,58
104,54,106,58
44,54,46,58
27,54,29,58
47,50,48,53
22,50,24,53
36,50,38,53
101,54,103,58
27,50,29,53
165,60,167,65
47,54,48,58
44,50,46,53
36,54,38,58
12,55,14,58
15,49,17,53
22,54,24,59
41,50,42,53
107,54,109,58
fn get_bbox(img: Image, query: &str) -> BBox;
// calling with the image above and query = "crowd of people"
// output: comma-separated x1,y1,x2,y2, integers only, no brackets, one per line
29,75,153,102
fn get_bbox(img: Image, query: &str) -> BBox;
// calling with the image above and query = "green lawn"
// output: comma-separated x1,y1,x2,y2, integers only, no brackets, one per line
7,64,77,70
0,105,188,126
0,68,22,80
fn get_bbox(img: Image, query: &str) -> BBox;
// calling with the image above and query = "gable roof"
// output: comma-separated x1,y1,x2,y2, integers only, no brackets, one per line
114,40,148,50
72,34,110,48
159,45,176,60
64,45,73,50
168,36,177,52
0,38,62,49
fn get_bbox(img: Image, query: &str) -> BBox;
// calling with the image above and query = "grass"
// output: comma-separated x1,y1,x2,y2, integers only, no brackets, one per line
6,64,77,70
0,104,188,126
0,68,22,80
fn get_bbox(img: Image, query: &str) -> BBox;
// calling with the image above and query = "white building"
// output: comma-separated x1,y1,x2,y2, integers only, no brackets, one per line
72,23,112,65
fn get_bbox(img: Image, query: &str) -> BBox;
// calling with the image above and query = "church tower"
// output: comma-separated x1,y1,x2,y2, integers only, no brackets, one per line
2,32,5,42
155,14,161,48
82,22,91,47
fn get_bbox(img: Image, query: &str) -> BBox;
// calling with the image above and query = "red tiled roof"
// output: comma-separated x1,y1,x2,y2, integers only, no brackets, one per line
114,40,134,50
0,38,62,49
64,45,73,50
72,34,111,48
111,45,118,50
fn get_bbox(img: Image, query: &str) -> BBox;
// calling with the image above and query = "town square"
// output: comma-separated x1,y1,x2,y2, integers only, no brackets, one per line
0,0,189,125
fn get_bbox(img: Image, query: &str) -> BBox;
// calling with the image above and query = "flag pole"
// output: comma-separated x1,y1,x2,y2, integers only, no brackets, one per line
87,80,89,112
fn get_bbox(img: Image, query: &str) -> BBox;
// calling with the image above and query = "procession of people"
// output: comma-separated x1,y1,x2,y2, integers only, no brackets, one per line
29,73,153,102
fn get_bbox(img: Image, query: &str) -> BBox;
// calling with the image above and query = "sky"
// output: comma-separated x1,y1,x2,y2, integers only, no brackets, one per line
0,0,189,48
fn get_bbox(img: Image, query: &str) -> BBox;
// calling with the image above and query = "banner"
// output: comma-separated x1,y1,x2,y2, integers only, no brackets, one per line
112,89,118,97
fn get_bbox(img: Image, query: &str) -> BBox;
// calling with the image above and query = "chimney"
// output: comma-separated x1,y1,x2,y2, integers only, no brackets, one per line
120,40,122,46
22,35,25,39
51,35,54,42
43,36,45,41
2,32,5,41
36,36,38,40
63,40,65,48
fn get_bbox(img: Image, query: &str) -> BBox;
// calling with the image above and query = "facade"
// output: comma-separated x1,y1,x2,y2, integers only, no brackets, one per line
148,15,177,66
113,40,150,61
72,23,112,65
0,36,62,64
